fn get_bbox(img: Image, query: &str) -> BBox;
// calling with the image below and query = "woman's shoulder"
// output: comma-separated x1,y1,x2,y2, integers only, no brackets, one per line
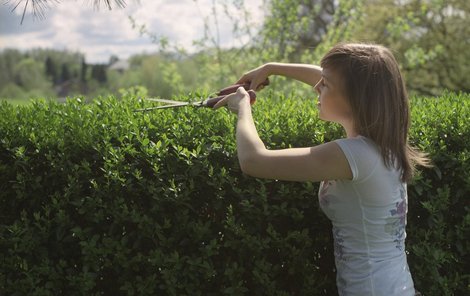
335,136,380,157
334,136,383,182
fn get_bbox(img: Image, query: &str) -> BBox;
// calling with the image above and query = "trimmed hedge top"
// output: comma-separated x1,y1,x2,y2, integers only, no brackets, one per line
0,92,469,295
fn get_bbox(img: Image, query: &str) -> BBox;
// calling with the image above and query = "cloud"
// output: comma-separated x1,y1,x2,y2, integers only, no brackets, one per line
0,2,54,35
0,0,265,63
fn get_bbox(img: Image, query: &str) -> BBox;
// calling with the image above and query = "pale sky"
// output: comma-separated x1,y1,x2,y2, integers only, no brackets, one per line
0,0,265,63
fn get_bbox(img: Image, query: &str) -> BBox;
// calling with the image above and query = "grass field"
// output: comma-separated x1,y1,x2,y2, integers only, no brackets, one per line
0,97,36,106
0,97,66,106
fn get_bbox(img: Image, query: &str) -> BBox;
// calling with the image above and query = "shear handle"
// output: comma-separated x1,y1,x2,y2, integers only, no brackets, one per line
217,82,250,96
204,90,256,108
216,80,269,96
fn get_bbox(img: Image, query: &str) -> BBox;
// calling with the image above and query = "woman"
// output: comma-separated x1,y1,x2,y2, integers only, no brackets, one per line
214,43,429,295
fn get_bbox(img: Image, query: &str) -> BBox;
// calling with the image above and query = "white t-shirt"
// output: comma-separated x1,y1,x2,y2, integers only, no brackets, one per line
318,136,416,296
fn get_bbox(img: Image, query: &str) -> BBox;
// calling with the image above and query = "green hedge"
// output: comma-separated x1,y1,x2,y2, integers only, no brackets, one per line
0,91,469,295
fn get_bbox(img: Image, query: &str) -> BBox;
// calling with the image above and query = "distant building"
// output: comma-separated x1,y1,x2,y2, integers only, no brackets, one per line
109,59,130,73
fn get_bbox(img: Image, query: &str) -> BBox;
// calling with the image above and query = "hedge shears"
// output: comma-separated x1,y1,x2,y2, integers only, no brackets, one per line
134,81,268,112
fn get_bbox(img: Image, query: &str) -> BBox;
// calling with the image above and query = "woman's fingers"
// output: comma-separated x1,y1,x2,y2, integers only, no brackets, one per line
236,64,271,91
213,96,228,110
236,72,251,85
236,86,248,95
213,87,249,112
237,75,269,92
249,80,259,91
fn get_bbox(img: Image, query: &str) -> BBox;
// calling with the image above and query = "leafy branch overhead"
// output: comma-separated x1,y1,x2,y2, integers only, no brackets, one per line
4,0,132,24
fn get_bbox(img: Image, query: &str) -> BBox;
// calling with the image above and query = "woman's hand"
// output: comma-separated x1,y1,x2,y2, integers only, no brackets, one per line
213,87,251,113
236,64,271,91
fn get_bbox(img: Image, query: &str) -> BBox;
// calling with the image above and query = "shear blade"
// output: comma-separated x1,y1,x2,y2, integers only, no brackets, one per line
155,103,190,109
146,98,186,105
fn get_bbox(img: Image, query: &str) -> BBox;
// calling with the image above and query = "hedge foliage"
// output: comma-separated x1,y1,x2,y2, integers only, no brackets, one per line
0,91,469,295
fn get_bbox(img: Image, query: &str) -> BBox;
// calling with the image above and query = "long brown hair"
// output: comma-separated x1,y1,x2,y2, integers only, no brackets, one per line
320,43,430,182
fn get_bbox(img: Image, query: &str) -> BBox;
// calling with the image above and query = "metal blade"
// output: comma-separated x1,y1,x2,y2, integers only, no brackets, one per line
154,103,190,109
145,98,187,105
134,97,206,112
134,103,189,112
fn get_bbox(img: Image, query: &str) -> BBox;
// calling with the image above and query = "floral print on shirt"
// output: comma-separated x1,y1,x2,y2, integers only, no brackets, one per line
319,181,346,261
385,186,407,251
333,226,346,261
319,180,334,208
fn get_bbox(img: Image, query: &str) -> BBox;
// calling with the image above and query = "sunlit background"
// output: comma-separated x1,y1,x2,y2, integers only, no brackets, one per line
0,0,265,63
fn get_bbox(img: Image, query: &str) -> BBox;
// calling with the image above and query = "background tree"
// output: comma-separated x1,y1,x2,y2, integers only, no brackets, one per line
14,58,49,90
10,57,53,98
257,0,468,95
260,0,336,61
351,0,470,95
60,63,71,83
44,56,57,84
91,64,108,87
2,0,468,101
80,57,87,83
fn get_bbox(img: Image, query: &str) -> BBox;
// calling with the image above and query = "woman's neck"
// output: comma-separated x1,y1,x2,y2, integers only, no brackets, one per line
342,120,358,138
